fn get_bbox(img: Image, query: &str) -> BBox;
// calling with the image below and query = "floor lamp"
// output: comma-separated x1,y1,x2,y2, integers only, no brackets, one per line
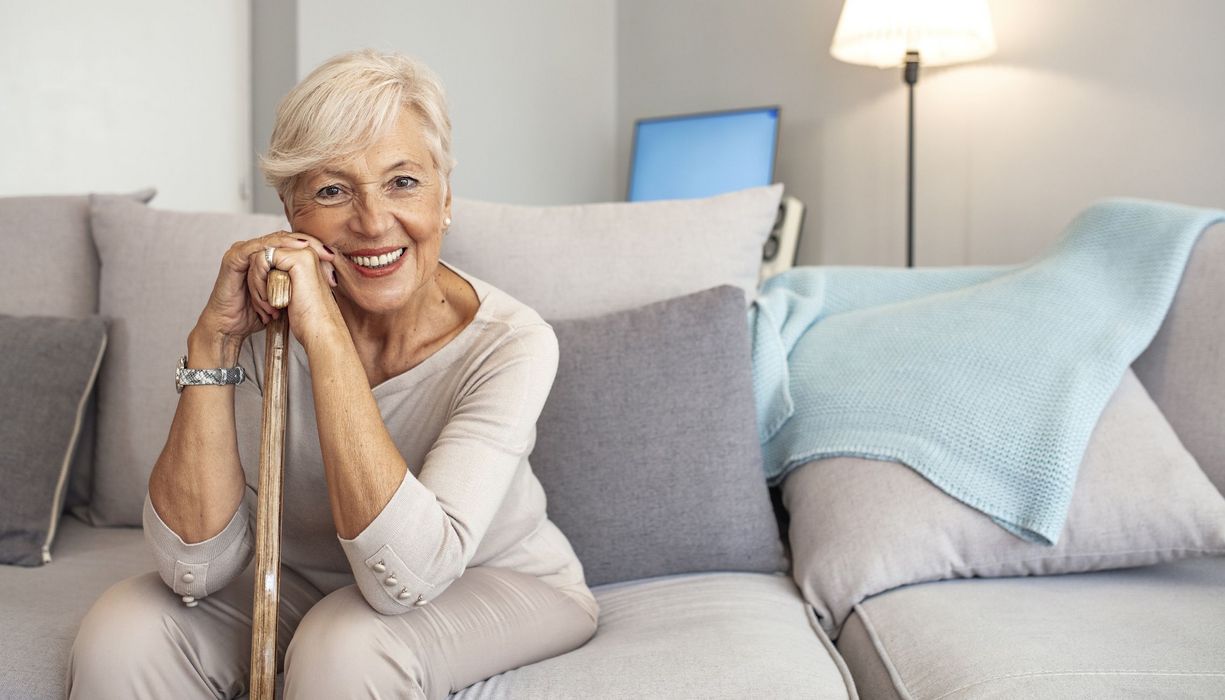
830,0,996,267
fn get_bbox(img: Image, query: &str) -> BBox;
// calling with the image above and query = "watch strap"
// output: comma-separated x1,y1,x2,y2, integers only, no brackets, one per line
176,355,246,393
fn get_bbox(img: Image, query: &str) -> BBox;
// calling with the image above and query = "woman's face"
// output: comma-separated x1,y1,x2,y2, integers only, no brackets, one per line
287,108,451,318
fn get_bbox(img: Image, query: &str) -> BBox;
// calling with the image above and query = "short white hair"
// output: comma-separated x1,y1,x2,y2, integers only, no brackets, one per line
260,49,455,203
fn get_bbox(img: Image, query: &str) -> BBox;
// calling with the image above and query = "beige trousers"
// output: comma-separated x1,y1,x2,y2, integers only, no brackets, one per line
66,563,597,699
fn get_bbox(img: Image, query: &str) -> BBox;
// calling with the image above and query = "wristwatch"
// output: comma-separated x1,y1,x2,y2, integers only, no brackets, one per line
175,355,246,393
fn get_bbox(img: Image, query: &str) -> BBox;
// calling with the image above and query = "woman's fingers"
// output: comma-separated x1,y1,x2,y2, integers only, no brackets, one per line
321,259,338,288
215,230,336,329
261,231,335,265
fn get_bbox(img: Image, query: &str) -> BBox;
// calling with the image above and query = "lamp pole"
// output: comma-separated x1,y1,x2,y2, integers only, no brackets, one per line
903,50,919,268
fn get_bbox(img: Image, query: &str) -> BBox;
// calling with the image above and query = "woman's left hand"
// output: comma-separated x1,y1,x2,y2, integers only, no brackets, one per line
257,238,344,347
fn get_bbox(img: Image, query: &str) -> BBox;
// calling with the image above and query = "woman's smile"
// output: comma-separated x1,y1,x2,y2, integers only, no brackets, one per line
343,246,409,278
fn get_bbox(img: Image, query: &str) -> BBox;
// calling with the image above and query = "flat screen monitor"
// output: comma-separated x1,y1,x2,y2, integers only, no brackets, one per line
628,106,779,202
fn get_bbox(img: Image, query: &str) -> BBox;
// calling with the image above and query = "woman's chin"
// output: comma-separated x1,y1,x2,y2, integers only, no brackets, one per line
346,295,411,319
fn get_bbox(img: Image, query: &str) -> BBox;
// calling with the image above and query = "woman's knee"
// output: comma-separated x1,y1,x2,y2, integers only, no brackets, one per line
284,586,434,699
71,573,185,671
69,571,250,699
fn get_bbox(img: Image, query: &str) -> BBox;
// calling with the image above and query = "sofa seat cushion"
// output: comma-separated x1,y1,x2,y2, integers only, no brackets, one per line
837,556,1225,700
0,515,152,700
453,572,853,699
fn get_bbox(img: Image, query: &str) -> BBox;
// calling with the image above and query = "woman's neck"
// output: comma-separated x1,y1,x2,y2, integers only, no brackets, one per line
338,267,479,386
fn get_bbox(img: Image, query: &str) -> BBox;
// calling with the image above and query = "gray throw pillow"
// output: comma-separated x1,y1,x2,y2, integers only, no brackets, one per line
0,190,155,523
0,315,107,566
783,369,1225,638
531,285,786,585
442,185,782,320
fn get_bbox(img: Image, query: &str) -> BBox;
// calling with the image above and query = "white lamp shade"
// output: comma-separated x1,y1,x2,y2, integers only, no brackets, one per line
830,0,996,68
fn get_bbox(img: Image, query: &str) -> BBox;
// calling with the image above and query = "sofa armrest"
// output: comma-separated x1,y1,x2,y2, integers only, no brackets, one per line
1133,221,1225,495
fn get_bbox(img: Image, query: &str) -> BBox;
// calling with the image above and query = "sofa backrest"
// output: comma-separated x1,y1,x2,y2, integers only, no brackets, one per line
1133,222,1225,495
0,195,99,318
77,189,788,586
87,198,287,525
441,185,782,319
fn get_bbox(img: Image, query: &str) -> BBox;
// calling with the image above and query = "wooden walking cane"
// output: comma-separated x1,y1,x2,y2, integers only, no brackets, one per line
250,269,291,700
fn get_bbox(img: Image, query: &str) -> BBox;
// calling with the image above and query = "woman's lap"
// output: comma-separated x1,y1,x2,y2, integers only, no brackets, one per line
283,566,597,699
68,565,595,700
67,562,321,699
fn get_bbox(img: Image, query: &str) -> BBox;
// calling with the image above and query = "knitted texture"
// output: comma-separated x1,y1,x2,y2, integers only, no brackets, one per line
751,199,1224,544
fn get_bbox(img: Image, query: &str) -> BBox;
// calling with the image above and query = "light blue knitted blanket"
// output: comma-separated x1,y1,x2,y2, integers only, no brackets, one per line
750,199,1224,544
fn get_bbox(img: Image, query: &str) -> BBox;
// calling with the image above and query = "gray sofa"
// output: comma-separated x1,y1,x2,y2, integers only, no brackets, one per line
1,188,1223,699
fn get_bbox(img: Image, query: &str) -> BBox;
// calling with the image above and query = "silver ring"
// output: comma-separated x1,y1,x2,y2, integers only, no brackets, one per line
264,246,275,267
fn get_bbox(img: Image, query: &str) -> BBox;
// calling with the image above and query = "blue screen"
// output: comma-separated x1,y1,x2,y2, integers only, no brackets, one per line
628,107,778,202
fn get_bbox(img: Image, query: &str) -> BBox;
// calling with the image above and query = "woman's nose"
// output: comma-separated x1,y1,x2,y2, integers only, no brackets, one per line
350,191,395,237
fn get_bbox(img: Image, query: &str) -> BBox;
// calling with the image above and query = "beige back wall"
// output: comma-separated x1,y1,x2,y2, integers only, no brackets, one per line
2,1,252,212
251,0,617,213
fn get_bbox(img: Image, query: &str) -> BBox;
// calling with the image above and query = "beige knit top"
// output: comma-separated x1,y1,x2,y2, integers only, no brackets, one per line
142,265,597,620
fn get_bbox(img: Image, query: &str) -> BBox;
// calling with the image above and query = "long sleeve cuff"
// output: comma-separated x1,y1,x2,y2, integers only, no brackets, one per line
337,473,450,615
142,489,254,600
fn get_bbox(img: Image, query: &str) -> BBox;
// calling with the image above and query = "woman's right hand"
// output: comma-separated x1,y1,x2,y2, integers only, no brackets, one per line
194,231,335,346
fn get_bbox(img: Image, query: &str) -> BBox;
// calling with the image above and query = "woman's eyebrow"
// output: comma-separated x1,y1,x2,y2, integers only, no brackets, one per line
318,160,424,181
382,159,424,173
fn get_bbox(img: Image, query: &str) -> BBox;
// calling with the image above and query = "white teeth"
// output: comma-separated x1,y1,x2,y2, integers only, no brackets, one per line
350,248,405,269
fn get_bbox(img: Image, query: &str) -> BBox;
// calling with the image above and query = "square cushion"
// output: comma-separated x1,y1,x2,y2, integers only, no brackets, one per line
0,316,107,566
454,572,853,700
784,369,1225,637
89,197,286,525
0,190,154,521
532,286,786,585
837,556,1225,699
442,185,782,320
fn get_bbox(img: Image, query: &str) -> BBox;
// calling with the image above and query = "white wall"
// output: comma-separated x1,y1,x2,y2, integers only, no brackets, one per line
617,0,1225,266
291,0,618,207
0,1,252,212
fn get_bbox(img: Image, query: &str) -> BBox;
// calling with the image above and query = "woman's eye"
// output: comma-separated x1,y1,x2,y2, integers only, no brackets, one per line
317,185,343,199
392,176,418,190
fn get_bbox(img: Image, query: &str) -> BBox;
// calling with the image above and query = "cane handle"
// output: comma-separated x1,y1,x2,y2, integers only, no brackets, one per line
268,270,291,310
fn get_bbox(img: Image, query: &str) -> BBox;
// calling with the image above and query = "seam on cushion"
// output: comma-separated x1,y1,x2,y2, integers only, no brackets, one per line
43,331,108,564
805,604,859,700
934,670,1225,700
958,546,1225,571
853,603,914,700
845,550,1225,629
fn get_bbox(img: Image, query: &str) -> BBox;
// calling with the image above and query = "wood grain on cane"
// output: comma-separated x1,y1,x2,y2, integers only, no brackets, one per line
251,270,291,700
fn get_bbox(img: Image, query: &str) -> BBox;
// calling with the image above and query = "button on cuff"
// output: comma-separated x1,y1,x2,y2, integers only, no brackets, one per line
360,545,436,610
173,561,207,597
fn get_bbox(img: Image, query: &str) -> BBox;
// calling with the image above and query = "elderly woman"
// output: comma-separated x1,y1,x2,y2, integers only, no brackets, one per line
68,50,598,698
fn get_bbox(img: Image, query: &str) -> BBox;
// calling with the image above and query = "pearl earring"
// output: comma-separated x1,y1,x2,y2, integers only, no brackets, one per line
444,216,452,227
